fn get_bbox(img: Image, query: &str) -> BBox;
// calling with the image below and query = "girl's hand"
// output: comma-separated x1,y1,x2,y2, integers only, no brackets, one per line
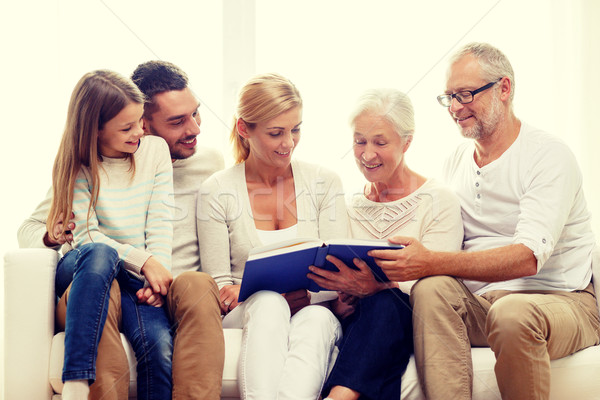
141,256,173,296
219,285,241,315
137,287,165,307
44,212,75,246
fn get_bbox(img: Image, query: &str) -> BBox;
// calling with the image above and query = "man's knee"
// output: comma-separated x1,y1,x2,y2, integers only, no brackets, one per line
171,271,218,297
410,275,462,306
486,295,544,345
168,271,220,315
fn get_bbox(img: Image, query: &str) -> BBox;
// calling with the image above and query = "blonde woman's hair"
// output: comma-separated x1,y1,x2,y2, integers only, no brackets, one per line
47,70,145,241
230,73,302,163
350,88,415,138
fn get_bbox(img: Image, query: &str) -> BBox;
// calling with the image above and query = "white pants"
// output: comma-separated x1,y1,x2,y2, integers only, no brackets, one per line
222,290,342,400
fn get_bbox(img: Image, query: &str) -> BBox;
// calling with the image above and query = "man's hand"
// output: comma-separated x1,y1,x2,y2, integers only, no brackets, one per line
44,212,75,246
282,289,311,316
308,255,389,298
139,256,173,302
136,287,165,307
368,236,432,282
219,285,241,315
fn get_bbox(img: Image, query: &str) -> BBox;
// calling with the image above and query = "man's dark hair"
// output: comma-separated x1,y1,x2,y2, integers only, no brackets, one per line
131,60,189,118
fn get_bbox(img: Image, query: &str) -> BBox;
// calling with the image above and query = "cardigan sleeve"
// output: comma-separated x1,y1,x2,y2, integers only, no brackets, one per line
197,175,235,288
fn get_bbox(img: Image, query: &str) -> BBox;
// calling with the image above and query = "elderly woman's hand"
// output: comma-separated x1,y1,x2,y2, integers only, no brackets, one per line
331,292,358,319
307,255,389,298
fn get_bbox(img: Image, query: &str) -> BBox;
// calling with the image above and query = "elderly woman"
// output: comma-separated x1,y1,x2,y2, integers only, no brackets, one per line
198,73,348,400
308,89,464,400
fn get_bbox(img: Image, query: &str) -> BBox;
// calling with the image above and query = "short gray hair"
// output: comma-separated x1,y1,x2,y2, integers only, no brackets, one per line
350,88,415,138
450,42,515,102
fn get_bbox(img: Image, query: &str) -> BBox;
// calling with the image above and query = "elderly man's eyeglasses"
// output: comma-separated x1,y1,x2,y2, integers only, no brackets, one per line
437,79,501,107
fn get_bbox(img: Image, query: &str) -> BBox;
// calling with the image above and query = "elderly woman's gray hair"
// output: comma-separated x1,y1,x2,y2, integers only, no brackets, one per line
350,88,415,138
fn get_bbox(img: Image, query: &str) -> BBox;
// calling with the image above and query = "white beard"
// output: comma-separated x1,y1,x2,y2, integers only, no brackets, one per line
460,95,503,140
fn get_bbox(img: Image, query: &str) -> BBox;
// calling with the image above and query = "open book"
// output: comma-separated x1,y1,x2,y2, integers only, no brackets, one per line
238,238,404,302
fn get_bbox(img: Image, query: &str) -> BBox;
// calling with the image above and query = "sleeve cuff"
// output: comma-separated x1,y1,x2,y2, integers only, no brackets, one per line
513,234,554,272
123,248,152,278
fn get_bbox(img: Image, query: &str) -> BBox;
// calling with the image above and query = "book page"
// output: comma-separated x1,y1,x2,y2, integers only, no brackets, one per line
247,237,323,259
325,238,404,249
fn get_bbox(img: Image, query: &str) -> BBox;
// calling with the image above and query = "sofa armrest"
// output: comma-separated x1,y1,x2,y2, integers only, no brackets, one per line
4,248,58,400
592,246,600,314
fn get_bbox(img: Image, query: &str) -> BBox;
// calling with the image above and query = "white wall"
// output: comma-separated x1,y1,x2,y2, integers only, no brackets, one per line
2,0,599,393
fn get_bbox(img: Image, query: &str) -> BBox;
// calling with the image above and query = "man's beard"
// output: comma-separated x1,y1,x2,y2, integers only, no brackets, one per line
460,95,503,140
148,123,195,160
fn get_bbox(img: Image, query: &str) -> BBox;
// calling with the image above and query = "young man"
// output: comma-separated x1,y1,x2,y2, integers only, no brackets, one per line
18,61,226,400
369,43,600,400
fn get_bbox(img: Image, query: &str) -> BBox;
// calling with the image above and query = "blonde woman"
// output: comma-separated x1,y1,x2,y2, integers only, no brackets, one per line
47,70,174,400
198,73,347,400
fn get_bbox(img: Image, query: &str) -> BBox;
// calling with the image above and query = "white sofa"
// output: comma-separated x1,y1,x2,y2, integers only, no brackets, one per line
4,248,600,400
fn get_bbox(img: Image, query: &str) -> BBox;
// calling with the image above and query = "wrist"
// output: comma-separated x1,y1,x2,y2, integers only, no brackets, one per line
43,232,57,247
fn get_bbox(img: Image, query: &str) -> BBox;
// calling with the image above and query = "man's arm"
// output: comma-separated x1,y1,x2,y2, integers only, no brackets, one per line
17,188,73,249
370,236,537,282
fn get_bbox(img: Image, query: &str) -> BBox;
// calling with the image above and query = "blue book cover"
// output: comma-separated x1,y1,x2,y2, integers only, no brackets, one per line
238,238,403,302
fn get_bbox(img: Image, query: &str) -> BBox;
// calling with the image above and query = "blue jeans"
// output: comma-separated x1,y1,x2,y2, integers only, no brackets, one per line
55,243,121,382
323,288,414,400
56,243,173,400
117,268,173,400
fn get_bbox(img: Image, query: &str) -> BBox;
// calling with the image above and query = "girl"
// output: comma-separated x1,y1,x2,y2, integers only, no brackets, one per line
48,70,174,400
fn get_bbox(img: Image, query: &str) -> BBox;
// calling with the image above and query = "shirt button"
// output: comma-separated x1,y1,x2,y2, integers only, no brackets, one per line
477,171,481,175
542,238,547,244
477,194,481,199
475,182,479,187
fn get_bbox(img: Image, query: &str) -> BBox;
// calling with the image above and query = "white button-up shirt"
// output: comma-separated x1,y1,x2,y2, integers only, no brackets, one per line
443,122,595,295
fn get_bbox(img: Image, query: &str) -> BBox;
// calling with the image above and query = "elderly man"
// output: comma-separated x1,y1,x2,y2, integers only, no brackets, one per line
370,42,600,400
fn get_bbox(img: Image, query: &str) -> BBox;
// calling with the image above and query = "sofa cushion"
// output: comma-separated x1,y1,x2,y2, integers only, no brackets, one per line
49,330,600,400
49,330,243,399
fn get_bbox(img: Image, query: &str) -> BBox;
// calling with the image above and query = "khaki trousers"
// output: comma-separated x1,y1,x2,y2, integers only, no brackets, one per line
167,271,225,400
410,275,600,400
56,280,130,400
56,271,225,400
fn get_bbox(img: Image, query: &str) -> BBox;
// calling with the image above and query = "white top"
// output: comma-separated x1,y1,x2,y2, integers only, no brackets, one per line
197,159,350,289
349,179,464,293
443,122,595,294
256,224,298,245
